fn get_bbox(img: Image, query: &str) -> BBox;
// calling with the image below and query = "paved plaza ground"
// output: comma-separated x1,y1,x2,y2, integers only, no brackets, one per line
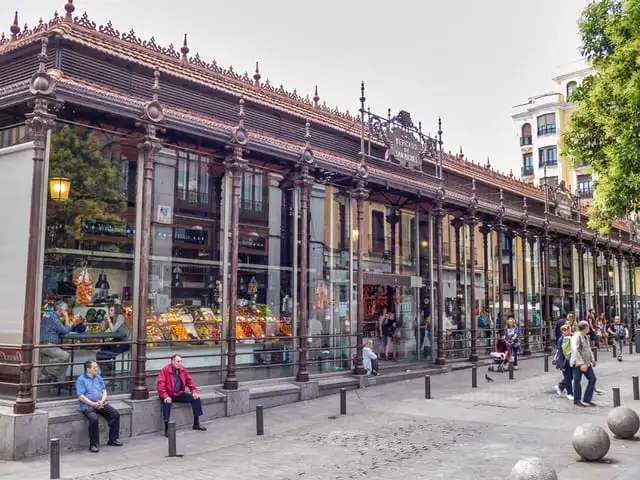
1,350,640,479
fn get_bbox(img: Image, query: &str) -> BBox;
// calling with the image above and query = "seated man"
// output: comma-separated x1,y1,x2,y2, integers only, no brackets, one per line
76,360,123,453
39,301,71,381
157,354,206,436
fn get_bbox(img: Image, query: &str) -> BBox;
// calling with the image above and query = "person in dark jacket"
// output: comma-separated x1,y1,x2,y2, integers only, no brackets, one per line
157,354,206,436
554,324,573,400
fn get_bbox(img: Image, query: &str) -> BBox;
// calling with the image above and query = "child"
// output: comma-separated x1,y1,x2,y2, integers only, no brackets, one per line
362,339,379,376
554,324,573,400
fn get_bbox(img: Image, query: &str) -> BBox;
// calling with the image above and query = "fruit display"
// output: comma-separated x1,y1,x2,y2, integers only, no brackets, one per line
278,321,292,336
170,324,190,340
73,269,94,305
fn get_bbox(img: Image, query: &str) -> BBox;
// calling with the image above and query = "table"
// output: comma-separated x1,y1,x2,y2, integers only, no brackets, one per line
64,331,128,379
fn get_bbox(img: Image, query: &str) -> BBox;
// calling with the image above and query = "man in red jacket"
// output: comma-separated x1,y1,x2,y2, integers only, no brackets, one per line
157,354,206,436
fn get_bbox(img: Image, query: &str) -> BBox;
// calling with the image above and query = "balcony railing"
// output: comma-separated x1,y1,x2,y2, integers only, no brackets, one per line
537,124,557,136
539,158,558,168
577,185,594,198
521,165,534,176
240,199,268,223
520,136,532,146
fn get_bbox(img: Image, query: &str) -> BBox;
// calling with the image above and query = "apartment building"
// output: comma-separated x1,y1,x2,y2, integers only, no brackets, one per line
512,65,595,202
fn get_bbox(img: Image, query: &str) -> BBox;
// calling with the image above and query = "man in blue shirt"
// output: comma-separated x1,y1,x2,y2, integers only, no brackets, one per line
39,301,71,381
76,360,123,453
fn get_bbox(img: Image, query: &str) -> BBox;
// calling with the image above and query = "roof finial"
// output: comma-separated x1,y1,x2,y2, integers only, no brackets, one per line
509,169,514,178
459,145,463,157
313,85,319,108
180,33,189,64
253,61,261,86
63,1,75,23
485,156,491,168
10,11,20,40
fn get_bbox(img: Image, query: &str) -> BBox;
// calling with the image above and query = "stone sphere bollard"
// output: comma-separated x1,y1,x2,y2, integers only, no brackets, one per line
510,457,558,480
607,407,640,439
572,423,610,461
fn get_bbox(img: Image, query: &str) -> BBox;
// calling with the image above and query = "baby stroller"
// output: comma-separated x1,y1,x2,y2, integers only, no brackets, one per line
488,336,511,372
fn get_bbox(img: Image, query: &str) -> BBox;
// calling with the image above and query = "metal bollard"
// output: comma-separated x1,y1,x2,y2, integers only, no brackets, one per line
425,375,431,399
633,376,639,401
167,421,177,457
630,339,634,355
472,367,477,388
256,404,264,436
592,348,598,362
613,387,621,407
613,344,617,358
340,388,347,415
50,438,60,480
544,354,549,372
509,364,514,380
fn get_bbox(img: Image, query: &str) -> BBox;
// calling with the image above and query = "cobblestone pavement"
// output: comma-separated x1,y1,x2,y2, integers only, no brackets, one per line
2,352,640,479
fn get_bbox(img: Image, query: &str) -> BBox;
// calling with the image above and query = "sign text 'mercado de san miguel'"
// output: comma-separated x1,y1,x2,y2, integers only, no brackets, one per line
389,127,422,169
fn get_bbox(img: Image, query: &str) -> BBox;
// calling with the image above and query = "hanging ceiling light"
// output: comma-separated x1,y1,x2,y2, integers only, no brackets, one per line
49,177,71,201
95,273,110,290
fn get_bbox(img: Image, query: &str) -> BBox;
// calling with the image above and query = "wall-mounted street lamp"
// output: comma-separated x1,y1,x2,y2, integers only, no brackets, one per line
49,177,70,201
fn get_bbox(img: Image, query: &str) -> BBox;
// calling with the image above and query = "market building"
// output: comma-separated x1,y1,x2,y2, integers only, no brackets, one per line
0,2,639,458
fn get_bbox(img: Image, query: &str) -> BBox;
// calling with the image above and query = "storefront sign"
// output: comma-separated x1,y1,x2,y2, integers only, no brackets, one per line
156,205,173,224
173,228,208,245
240,236,266,251
389,128,421,169
81,219,133,237
0,347,21,364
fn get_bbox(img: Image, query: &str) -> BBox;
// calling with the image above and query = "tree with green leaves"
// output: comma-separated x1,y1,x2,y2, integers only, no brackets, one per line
47,126,127,244
563,0,640,231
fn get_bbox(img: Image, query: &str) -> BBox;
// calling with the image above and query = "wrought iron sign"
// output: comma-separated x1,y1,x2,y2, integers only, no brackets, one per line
552,181,573,220
361,98,440,174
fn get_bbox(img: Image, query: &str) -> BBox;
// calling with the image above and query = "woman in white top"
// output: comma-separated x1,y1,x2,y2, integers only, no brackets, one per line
362,339,378,375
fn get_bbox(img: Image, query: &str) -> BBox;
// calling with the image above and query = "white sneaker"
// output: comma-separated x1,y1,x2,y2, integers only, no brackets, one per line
555,385,563,396
595,388,604,395
566,394,574,401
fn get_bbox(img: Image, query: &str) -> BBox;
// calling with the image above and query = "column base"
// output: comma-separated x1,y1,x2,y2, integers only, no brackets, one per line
544,346,552,354
13,397,35,415
353,366,365,375
469,353,479,363
131,386,149,401
523,348,532,356
223,378,238,391
296,371,309,382
435,356,446,366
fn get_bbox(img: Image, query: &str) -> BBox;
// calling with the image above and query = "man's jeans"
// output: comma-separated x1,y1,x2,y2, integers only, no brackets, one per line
161,392,203,424
572,365,597,404
558,367,573,395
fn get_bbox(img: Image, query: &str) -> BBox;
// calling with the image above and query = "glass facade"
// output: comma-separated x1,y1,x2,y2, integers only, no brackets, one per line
39,123,137,398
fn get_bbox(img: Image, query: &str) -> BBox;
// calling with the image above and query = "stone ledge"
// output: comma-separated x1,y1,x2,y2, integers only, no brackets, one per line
48,399,132,425
249,383,300,399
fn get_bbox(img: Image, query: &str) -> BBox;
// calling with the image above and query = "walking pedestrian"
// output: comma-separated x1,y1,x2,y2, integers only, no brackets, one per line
554,324,573,400
607,315,629,361
570,320,598,407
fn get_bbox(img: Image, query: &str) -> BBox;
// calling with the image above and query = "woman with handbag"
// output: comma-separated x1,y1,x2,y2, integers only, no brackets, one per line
505,317,520,370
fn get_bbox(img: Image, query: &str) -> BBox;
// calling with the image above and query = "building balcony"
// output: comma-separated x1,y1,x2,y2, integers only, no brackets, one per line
521,165,534,177
537,125,557,136
577,186,594,198
520,136,532,146
538,159,558,168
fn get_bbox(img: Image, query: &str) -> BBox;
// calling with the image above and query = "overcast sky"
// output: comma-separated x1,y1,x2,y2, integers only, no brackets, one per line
4,0,589,174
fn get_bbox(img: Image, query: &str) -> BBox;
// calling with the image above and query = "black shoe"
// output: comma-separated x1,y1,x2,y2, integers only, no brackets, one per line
89,444,99,453
192,424,207,431
164,421,169,438
107,440,123,447
584,401,597,407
